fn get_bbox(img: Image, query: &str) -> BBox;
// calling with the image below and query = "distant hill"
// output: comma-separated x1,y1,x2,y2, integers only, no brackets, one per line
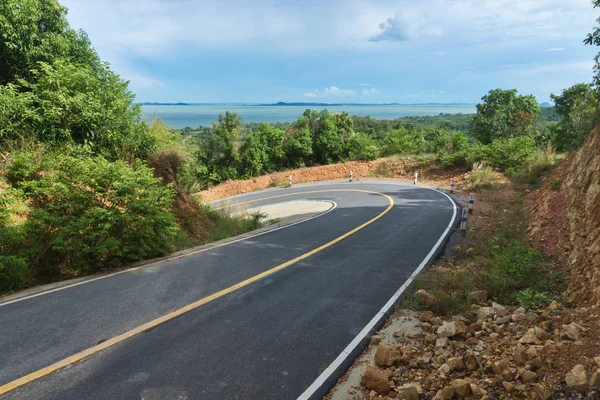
539,102,553,108
138,101,477,107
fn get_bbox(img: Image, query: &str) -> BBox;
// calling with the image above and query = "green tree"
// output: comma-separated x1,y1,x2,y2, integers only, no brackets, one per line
197,112,243,182
312,110,345,164
0,0,100,85
347,133,380,161
283,118,313,167
585,0,600,92
550,83,599,150
473,89,540,144
380,126,425,155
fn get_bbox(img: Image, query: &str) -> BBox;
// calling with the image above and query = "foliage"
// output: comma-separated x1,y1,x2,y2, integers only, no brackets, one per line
311,110,346,164
467,162,502,191
550,83,599,151
473,89,540,144
239,123,285,178
516,288,552,309
485,136,537,171
380,126,425,155
21,155,178,275
283,119,313,168
347,133,380,161
585,0,600,91
202,206,266,242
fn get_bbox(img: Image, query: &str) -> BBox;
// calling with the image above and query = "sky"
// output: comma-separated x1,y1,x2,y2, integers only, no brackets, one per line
60,0,599,104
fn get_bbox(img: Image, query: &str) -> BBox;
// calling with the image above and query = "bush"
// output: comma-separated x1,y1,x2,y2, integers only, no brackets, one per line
0,256,29,292
486,136,537,171
347,133,380,161
467,162,503,191
381,127,425,156
516,288,552,309
22,155,179,275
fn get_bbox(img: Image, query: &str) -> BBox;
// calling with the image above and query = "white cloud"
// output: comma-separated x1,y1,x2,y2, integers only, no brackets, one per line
361,88,382,96
303,86,357,98
358,83,374,86
547,47,566,51
369,11,443,42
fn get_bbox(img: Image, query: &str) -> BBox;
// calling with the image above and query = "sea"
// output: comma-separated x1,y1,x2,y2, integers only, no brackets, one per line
141,104,476,129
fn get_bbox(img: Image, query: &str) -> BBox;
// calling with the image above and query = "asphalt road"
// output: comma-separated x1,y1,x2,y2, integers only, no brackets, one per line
0,181,457,400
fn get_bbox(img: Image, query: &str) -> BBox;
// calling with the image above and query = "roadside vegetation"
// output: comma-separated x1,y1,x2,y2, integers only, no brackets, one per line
2,0,600,296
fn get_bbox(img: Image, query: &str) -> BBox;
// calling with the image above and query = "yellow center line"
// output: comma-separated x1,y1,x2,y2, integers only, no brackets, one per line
0,189,394,396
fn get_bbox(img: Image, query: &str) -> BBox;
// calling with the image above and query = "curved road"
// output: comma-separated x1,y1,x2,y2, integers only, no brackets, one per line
0,181,457,400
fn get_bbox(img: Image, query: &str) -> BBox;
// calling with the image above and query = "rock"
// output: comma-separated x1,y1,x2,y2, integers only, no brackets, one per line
497,316,511,324
533,327,549,341
519,329,543,345
527,356,543,371
374,342,401,367
492,302,508,317
502,381,515,392
514,343,528,365
436,338,448,347
437,321,467,338
447,357,465,371
438,363,451,376
533,383,552,400
547,300,560,310
452,379,472,398
492,359,509,375
468,290,488,303
393,328,405,339
396,384,420,400
477,307,495,320
415,289,437,306
399,349,413,366
420,311,434,323
463,354,478,371
361,367,391,395
425,333,437,344
470,383,482,398
525,346,540,360
519,368,538,382
489,333,500,341
438,386,455,400
590,370,600,388
595,356,600,368
561,323,581,341
565,364,587,389
430,317,443,326
469,320,483,332
515,307,526,314
370,335,382,345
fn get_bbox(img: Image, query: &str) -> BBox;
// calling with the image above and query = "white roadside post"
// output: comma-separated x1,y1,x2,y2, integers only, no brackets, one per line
350,171,353,182
469,193,475,214
460,207,468,236
413,171,418,185
289,175,292,186
450,179,455,193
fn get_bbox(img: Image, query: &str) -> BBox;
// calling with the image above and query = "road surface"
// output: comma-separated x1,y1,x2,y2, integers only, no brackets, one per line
0,181,457,399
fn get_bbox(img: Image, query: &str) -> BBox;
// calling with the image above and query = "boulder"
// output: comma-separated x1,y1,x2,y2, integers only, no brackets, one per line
447,357,465,371
396,384,420,400
436,386,455,400
361,367,391,395
561,323,581,341
513,343,528,365
415,289,437,306
436,338,448,347
519,368,538,382
438,363,451,376
420,311,434,322
437,321,467,338
374,342,401,367
533,327,549,341
468,290,488,303
519,329,543,345
565,364,587,389
477,307,495,320
452,379,472,398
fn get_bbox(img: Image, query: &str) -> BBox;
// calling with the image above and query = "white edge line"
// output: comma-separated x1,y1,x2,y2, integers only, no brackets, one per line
297,187,458,400
0,201,338,308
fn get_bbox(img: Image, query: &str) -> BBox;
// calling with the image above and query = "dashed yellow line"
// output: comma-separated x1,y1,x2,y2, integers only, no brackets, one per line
0,189,393,396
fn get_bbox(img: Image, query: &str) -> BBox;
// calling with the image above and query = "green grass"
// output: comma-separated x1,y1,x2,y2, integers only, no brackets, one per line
467,162,503,191
202,207,267,242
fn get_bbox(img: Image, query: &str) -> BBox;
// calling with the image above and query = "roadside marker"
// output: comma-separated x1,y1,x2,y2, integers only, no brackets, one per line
413,171,418,185
450,179,455,193
469,193,475,214
349,171,353,182
460,207,468,236
289,175,292,186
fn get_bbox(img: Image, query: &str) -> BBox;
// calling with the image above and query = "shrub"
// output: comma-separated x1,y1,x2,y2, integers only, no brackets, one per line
486,136,537,171
375,162,394,178
516,288,552,309
0,256,29,292
22,155,179,275
380,127,425,156
467,162,502,191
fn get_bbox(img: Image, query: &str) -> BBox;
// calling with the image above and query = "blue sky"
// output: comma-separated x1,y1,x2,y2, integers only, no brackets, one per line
61,0,598,104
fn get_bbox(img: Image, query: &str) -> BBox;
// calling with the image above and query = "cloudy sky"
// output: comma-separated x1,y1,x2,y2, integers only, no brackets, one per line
60,0,598,103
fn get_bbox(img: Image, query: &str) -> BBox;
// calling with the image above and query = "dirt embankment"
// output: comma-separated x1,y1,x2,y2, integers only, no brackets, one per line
529,125,600,306
194,158,468,203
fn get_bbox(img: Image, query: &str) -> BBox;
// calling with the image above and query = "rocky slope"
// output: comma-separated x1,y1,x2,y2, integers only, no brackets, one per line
529,125,600,306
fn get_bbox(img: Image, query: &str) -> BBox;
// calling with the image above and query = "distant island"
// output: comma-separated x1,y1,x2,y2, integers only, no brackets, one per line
139,101,478,106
